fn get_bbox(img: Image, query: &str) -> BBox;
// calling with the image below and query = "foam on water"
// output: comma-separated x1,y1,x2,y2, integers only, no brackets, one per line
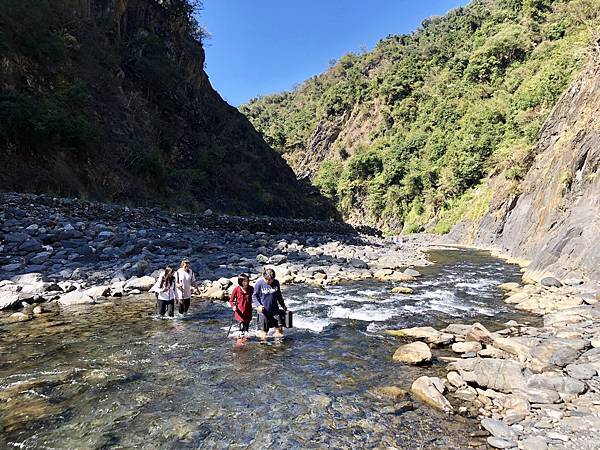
328,305,397,322
293,315,333,332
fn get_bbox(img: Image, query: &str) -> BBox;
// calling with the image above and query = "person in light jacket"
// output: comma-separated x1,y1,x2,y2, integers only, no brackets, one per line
157,266,176,317
175,259,199,315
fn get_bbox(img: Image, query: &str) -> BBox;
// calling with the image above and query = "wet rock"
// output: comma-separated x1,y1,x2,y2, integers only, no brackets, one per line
370,386,409,401
403,268,421,277
8,311,31,322
411,376,453,413
498,282,520,292
393,341,432,365
391,286,413,294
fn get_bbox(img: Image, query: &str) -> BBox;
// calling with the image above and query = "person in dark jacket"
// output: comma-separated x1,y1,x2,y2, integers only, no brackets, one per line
252,268,286,339
229,273,253,333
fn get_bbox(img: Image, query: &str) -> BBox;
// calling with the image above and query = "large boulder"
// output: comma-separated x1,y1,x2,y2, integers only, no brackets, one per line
411,376,453,413
124,276,156,291
84,286,112,299
465,322,494,345
393,341,432,365
268,254,287,265
0,291,21,310
58,290,95,306
447,358,527,393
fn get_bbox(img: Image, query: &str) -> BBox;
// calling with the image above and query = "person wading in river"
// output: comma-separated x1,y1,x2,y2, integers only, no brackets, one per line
229,273,253,333
252,268,287,339
156,266,176,317
175,259,199,315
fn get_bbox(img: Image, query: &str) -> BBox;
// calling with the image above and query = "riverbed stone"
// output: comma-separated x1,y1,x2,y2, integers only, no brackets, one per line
0,291,21,310
452,341,482,354
8,312,31,322
370,386,409,401
565,363,597,380
411,376,453,413
124,276,156,291
387,326,454,345
465,323,494,345
447,371,466,388
403,268,421,277
57,290,95,306
481,418,518,440
520,436,548,450
447,358,527,393
393,341,432,365
487,437,516,449
498,282,521,292
391,286,413,294
541,277,562,288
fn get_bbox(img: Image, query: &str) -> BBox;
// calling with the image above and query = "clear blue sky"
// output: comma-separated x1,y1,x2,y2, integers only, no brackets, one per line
200,0,470,106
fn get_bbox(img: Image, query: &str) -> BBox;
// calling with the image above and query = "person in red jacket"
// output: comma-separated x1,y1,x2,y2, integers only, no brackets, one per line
229,273,253,333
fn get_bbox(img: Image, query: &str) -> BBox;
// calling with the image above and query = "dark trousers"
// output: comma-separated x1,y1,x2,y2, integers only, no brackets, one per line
238,321,250,332
178,297,191,314
158,300,174,317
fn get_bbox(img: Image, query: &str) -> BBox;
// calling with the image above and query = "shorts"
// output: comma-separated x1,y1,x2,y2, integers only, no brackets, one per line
257,311,285,332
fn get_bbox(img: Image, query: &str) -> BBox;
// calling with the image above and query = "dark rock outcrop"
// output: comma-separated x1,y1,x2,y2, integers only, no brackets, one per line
0,0,333,219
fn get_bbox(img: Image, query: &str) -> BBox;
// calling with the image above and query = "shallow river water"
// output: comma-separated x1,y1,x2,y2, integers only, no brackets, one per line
0,249,537,449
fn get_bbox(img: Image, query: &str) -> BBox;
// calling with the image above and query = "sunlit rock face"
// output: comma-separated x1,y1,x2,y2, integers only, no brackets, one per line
452,65,600,283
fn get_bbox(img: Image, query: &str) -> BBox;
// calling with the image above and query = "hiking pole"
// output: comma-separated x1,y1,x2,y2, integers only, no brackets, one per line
226,298,238,337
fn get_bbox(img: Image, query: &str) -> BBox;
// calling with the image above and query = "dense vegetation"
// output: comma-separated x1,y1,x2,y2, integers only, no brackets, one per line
0,0,332,218
241,0,599,231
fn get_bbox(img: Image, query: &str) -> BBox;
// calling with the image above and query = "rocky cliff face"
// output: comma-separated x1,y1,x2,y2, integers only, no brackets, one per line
450,64,600,282
0,0,333,218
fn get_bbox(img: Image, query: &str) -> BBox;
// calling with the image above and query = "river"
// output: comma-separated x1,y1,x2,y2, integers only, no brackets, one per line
0,249,537,449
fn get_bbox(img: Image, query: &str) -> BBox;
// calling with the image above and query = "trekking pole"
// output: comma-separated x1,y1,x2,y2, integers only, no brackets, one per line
226,298,238,337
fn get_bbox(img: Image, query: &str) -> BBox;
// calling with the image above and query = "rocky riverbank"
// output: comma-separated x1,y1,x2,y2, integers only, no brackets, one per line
0,192,433,319
389,276,600,450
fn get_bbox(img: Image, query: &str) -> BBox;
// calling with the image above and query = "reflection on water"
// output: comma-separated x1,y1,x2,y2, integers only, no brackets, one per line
0,249,533,448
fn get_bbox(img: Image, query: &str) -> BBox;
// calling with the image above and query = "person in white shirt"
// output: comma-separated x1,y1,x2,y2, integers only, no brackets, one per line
156,266,176,317
175,259,199,315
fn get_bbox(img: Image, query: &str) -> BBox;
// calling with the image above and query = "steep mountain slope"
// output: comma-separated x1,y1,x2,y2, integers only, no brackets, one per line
241,0,597,229
450,63,600,282
0,0,333,218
